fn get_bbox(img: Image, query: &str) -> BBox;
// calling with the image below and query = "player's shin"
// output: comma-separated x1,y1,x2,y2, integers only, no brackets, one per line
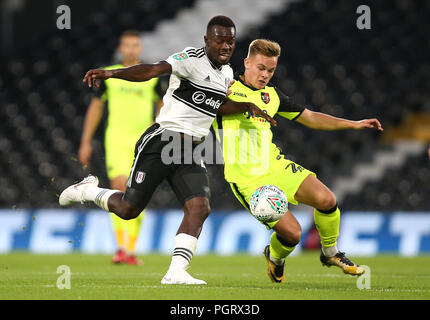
313,205,340,257
269,232,296,264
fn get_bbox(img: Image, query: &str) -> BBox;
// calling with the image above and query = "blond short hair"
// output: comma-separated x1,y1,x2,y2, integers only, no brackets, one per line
248,39,281,58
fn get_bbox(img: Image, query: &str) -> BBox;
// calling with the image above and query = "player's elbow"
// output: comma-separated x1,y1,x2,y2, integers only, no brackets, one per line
297,111,319,130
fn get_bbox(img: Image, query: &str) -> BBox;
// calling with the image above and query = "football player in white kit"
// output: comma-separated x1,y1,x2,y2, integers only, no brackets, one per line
60,16,275,285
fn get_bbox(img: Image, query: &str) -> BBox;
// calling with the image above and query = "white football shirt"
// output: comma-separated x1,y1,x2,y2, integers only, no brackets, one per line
156,47,233,138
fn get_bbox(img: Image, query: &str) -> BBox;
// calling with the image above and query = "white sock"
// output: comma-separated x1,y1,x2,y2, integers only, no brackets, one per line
84,186,120,211
322,245,339,257
168,233,198,271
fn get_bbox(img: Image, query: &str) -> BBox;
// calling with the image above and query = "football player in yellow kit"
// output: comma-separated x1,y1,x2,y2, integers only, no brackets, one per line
214,39,383,282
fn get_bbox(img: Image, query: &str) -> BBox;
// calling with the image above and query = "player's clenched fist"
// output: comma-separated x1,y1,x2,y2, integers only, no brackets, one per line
83,69,114,87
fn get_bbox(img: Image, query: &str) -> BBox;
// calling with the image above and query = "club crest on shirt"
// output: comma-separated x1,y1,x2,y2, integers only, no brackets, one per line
135,171,146,184
261,92,270,104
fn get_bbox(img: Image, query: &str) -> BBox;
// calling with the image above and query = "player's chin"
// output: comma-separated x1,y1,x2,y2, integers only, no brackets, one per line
256,81,266,89
217,54,232,64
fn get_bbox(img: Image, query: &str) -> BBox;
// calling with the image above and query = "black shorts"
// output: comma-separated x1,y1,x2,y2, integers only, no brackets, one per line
123,123,210,209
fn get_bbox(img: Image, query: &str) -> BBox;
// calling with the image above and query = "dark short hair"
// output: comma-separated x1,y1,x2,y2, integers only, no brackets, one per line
206,16,236,34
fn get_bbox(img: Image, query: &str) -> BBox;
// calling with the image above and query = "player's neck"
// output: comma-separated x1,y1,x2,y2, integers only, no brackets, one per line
208,57,222,69
240,74,259,90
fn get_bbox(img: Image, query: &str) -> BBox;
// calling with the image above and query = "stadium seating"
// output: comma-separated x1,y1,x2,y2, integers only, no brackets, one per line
1,0,429,211
227,0,430,209
343,151,430,210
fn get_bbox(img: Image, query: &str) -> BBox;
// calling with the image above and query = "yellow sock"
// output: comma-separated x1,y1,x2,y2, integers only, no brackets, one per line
111,213,128,250
313,206,340,249
269,232,296,262
125,211,144,253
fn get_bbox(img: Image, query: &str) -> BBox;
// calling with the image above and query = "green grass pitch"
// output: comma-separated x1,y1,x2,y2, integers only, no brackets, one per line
0,252,429,300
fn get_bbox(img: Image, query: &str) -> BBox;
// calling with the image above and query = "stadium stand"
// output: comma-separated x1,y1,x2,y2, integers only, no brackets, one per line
1,0,429,211
343,151,430,210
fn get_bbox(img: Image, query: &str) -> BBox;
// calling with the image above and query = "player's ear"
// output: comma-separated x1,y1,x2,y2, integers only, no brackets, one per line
244,57,249,69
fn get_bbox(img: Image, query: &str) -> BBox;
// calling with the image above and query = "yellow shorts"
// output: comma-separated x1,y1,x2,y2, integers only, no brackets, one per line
229,158,316,229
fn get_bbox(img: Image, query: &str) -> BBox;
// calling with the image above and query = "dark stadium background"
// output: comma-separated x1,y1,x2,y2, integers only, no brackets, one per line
1,1,430,302
1,0,429,211
0,0,429,256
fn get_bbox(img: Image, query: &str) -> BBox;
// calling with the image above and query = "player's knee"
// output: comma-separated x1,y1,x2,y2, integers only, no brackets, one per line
195,201,211,223
185,197,211,223
276,221,301,246
316,191,337,213
277,229,301,247
288,229,301,246
120,203,141,220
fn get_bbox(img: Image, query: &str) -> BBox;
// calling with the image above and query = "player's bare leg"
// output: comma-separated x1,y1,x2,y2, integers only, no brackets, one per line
294,175,364,275
264,211,301,283
177,196,211,237
161,196,210,285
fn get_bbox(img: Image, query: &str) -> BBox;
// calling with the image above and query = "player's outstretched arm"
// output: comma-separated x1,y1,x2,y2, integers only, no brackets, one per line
296,109,383,131
83,61,172,87
218,98,277,126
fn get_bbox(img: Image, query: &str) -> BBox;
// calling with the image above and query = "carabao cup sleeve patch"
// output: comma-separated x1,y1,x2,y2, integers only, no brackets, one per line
173,52,189,61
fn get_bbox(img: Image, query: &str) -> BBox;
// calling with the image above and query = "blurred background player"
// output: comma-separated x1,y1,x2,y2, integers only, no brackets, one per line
215,39,383,282
78,30,165,265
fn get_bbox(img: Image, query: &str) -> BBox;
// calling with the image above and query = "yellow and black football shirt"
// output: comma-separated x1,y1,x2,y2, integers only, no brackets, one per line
93,64,166,179
94,64,163,141
213,73,305,183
